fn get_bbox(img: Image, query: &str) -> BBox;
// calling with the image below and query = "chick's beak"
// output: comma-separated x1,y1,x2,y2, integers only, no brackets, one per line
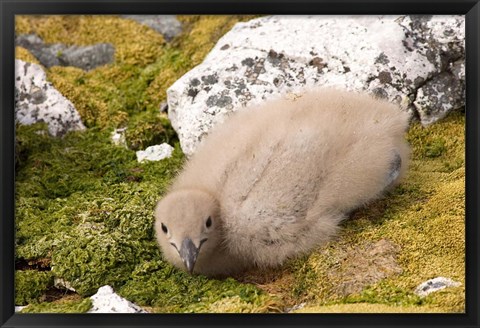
179,238,199,273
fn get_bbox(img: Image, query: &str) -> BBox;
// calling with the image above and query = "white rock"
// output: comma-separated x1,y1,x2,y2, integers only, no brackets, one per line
15,59,86,137
136,143,174,163
111,127,127,147
414,277,461,297
15,306,26,312
88,285,147,313
54,277,76,292
285,302,306,313
166,15,464,157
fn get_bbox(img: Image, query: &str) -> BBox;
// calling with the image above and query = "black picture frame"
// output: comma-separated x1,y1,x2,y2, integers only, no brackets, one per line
1,1,479,327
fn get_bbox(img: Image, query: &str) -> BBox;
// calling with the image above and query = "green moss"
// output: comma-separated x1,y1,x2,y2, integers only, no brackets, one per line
424,138,446,158
118,260,279,313
20,298,92,313
14,109,465,313
46,65,131,128
15,270,54,305
125,112,178,151
342,281,423,306
15,123,184,296
406,113,464,172
142,47,192,106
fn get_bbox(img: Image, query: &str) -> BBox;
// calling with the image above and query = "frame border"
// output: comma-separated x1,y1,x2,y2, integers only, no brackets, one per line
1,1,478,327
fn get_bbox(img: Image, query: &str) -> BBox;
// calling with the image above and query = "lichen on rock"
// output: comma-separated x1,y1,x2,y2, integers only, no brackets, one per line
15,59,86,137
166,15,465,156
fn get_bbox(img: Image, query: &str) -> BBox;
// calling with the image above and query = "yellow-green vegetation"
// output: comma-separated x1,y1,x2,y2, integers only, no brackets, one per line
118,261,280,313
20,298,92,313
15,15,464,313
15,15,165,66
294,303,453,313
15,46,40,65
15,270,54,305
15,15,254,146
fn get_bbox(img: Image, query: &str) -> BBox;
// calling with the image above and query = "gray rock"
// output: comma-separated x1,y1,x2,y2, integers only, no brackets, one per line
16,34,62,67
58,43,115,71
166,15,465,156
16,34,115,71
88,285,147,313
122,15,182,41
16,33,43,46
413,70,465,125
15,59,86,137
414,277,461,297
399,16,465,124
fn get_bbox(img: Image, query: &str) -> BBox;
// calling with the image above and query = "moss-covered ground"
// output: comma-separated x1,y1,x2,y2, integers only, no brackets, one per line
14,15,464,313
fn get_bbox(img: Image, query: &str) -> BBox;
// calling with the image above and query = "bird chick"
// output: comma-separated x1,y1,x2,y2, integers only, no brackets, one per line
155,88,410,277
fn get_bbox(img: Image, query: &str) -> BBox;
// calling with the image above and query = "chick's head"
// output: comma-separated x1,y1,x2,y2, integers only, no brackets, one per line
154,189,221,274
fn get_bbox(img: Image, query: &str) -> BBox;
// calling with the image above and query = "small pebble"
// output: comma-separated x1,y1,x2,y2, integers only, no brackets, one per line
111,127,127,147
15,306,26,312
414,277,461,297
136,143,174,163
88,285,147,313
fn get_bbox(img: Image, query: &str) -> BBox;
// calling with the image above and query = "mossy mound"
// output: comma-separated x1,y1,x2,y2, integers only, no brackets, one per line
15,15,464,313
16,123,183,292
15,270,54,305
118,260,280,313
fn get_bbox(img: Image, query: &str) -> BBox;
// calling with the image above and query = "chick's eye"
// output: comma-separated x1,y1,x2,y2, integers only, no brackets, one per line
206,216,212,228
161,223,168,234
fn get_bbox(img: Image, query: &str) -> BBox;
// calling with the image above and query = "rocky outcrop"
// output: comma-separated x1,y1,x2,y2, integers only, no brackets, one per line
15,59,86,137
166,15,465,156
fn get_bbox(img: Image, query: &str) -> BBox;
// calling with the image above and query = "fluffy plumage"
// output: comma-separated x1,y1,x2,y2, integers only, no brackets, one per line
155,89,410,277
